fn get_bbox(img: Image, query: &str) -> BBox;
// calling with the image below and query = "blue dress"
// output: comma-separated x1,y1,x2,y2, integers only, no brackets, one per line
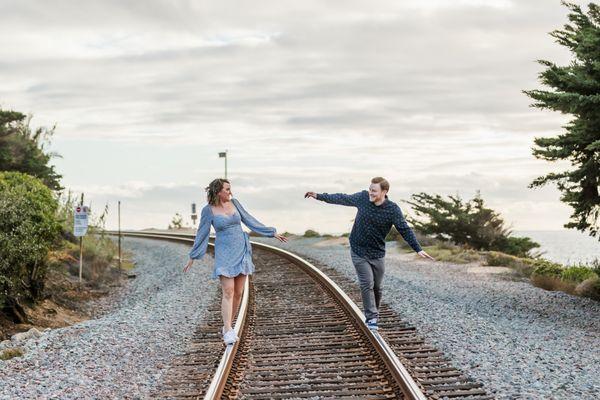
189,198,276,279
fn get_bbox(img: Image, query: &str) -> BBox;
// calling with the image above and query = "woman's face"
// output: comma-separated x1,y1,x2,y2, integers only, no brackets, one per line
218,182,232,203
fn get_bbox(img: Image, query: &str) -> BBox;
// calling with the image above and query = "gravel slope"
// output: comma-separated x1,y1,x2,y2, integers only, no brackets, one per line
253,236,600,400
0,237,218,400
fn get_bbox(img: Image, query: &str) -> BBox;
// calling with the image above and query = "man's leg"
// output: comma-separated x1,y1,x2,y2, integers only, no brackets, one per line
351,251,378,321
370,257,385,311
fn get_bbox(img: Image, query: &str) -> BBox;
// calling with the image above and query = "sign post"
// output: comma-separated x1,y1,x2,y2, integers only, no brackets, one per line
191,202,197,227
74,202,90,284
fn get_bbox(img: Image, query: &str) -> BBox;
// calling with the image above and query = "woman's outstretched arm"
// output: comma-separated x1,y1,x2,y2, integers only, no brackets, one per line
189,205,212,259
232,198,276,237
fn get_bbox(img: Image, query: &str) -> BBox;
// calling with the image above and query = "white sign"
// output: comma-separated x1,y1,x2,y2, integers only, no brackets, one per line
74,206,90,237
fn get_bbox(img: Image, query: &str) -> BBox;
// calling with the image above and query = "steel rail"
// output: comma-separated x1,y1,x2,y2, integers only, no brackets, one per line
104,230,248,400
104,230,427,400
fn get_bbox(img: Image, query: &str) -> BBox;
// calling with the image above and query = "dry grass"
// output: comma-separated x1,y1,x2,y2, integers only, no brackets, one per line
0,347,24,361
530,275,577,294
422,245,482,264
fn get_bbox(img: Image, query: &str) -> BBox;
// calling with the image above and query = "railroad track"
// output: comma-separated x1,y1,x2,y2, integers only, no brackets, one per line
106,230,493,400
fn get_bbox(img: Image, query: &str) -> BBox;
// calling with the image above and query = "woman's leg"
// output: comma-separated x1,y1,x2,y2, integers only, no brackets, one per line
232,274,247,318
220,276,235,331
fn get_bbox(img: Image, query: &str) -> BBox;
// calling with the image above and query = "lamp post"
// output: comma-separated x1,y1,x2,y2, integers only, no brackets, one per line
218,150,228,178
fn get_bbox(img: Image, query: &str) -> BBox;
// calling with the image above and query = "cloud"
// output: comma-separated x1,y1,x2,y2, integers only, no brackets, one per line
0,0,588,232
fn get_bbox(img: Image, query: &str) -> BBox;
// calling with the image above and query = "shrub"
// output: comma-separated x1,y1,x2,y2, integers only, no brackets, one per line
422,244,481,264
405,191,540,257
385,227,400,241
561,266,598,283
0,172,61,312
531,260,564,278
575,277,600,301
303,229,320,238
495,236,540,258
485,251,517,267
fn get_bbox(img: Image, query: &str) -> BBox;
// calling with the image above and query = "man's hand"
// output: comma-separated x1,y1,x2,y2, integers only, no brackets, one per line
183,259,194,273
275,234,289,243
417,250,435,261
304,191,317,199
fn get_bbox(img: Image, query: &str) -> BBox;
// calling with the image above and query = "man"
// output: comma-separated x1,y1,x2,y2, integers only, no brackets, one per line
305,177,434,330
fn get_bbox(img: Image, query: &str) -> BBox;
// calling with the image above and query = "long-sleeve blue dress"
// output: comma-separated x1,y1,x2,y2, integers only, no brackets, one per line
189,198,276,279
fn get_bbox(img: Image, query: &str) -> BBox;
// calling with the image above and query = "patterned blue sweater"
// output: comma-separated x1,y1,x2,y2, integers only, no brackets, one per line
316,190,422,259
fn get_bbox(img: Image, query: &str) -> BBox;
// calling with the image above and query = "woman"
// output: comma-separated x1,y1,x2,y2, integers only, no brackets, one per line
183,178,287,345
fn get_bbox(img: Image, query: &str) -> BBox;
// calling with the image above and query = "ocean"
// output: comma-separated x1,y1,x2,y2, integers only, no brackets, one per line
515,230,600,266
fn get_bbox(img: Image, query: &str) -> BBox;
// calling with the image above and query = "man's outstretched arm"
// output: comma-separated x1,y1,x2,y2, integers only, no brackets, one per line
393,206,435,260
305,191,364,207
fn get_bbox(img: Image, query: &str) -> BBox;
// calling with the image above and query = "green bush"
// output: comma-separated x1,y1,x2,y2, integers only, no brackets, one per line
561,266,598,283
495,236,540,258
0,172,61,309
303,229,320,238
532,260,564,278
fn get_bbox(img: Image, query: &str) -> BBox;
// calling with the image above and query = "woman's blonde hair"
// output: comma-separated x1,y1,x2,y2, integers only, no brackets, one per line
206,178,230,206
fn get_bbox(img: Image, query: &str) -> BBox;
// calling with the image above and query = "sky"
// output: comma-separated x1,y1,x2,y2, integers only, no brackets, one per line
0,0,588,234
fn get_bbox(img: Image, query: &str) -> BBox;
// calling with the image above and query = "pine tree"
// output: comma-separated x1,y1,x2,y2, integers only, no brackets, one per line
523,2,600,238
0,109,63,191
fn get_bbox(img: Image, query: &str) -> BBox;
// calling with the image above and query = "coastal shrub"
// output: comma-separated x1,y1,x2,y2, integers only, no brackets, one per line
385,227,400,241
394,229,439,248
531,260,564,278
0,172,61,314
561,266,598,283
530,260,570,292
486,252,517,267
591,259,600,276
495,236,541,258
575,277,600,301
405,191,540,257
421,245,481,264
303,229,320,238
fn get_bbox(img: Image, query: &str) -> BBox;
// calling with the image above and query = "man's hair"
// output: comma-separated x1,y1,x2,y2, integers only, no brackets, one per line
371,176,389,192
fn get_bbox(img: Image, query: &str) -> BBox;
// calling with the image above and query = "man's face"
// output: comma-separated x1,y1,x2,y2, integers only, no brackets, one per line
368,183,387,203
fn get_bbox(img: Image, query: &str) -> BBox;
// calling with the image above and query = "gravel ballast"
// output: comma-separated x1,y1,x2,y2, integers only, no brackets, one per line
2,235,598,399
254,237,600,400
0,237,217,399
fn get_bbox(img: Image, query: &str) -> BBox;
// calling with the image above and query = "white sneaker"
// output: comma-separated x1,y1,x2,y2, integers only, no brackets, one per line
223,329,238,345
366,318,379,330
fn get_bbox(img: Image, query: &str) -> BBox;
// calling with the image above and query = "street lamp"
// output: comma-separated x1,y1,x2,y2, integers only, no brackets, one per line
218,150,228,178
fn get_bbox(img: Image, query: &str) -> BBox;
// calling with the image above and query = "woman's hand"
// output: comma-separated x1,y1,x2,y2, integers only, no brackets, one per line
183,259,194,273
274,233,289,243
304,191,317,199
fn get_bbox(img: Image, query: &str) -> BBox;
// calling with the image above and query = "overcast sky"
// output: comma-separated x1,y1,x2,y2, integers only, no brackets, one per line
0,0,587,233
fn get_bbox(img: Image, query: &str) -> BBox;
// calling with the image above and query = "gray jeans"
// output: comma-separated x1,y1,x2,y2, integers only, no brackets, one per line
350,250,385,321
